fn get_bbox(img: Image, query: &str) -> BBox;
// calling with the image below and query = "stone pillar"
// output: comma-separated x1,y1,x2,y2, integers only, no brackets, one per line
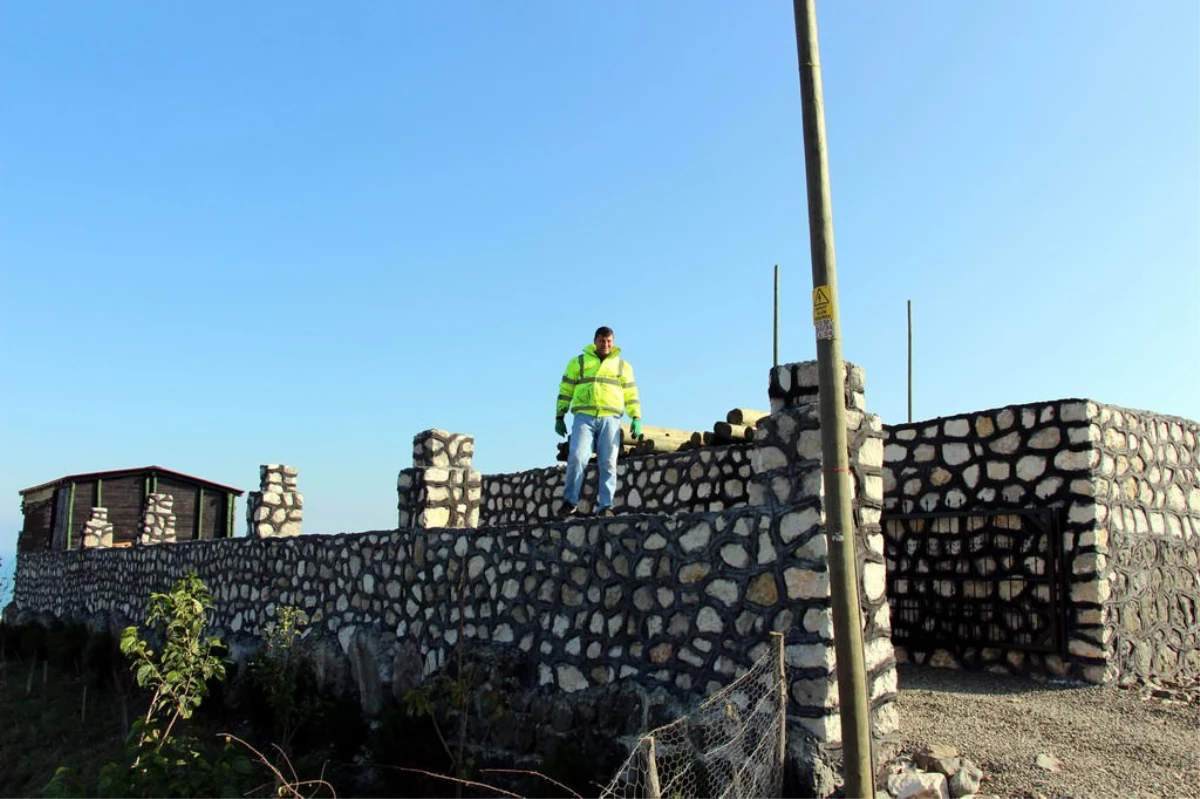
398,429,482,529
140,493,177,544
81,507,114,548
247,464,303,538
759,360,898,773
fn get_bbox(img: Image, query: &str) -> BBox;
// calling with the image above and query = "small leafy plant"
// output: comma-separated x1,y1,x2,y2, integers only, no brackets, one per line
124,572,227,760
250,604,324,752
47,572,256,798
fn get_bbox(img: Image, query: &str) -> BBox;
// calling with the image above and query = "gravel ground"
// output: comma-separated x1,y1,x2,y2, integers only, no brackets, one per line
893,664,1200,799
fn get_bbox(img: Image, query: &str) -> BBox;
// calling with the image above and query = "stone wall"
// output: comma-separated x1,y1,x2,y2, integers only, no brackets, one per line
478,444,756,525
462,359,871,529
882,399,1200,685
10,360,899,789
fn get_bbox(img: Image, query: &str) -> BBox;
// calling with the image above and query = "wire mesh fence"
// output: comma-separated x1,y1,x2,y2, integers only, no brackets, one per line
600,633,787,799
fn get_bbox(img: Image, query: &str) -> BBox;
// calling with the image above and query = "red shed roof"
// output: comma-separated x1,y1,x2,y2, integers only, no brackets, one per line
19,466,244,496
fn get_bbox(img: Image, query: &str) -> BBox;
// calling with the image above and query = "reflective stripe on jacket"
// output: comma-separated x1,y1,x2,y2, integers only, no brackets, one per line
556,344,641,420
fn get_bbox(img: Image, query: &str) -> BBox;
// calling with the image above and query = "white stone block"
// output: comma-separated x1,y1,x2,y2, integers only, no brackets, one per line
791,676,837,708
798,430,823,460
1059,401,1091,422
803,608,833,637
781,507,821,543
943,418,969,437
1017,454,1047,481
861,562,887,601
990,432,1020,454
1166,484,1186,512
421,506,450,528
943,443,971,466
796,712,841,745
787,642,836,671
1055,449,1092,472
1068,502,1096,524
679,521,711,552
750,445,788,474
859,437,883,469
1068,638,1107,659
784,567,830,600
1029,427,1062,449
697,606,723,633
888,771,948,799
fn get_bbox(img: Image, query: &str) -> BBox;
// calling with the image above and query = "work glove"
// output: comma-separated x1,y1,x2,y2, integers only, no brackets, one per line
631,418,642,438
555,417,568,437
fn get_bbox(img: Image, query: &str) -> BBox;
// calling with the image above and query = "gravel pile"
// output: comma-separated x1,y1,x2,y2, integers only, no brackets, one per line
891,663,1200,799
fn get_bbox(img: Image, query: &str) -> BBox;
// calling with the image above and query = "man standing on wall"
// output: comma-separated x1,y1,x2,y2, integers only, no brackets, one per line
555,326,642,518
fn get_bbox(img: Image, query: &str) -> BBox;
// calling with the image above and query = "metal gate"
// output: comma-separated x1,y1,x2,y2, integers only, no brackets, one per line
883,508,1067,656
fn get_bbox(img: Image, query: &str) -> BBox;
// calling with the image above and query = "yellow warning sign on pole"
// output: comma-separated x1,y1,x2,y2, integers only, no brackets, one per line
812,284,832,322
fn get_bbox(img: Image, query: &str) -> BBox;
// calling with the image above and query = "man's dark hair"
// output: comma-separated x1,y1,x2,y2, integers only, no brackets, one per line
594,326,614,339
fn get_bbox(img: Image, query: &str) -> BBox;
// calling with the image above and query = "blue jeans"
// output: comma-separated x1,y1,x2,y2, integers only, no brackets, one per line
563,414,621,509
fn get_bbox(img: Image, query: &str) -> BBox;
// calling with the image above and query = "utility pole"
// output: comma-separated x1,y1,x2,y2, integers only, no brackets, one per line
791,1,875,797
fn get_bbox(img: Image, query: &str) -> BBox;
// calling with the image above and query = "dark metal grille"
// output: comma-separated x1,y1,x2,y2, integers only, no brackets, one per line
883,509,1066,656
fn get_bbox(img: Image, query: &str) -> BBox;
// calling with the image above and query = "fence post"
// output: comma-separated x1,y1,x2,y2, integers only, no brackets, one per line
643,736,662,799
772,631,787,766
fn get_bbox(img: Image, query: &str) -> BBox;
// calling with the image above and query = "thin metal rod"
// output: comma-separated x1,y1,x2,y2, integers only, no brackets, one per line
907,299,913,422
792,1,875,797
774,264,780,367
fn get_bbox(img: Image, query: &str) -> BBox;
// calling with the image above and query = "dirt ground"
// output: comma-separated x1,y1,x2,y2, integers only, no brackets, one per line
893,664,1200,799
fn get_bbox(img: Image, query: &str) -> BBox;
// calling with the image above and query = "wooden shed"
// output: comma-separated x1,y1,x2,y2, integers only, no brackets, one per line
17,466,244,552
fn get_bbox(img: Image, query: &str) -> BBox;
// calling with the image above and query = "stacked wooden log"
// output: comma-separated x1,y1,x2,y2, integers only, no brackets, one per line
555,409,770,462
709,408,769,444
555,423,701,462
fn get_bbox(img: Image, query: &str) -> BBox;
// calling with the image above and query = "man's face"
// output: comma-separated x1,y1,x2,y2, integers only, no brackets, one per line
594,333,614,358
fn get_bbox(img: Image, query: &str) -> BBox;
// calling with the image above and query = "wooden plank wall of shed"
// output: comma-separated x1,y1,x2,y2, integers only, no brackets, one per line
103,476,146,545
18,495,55,551
51,489,70,550
68,481,100,548
198,489,231,539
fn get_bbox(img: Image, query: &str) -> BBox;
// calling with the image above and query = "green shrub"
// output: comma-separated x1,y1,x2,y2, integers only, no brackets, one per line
248,606,319,751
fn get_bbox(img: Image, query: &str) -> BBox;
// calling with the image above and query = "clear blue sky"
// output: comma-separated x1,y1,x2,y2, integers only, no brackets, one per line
2,2,1197,592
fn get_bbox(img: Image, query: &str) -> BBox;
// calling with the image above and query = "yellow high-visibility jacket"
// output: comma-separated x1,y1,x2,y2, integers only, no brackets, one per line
556,344,641,420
